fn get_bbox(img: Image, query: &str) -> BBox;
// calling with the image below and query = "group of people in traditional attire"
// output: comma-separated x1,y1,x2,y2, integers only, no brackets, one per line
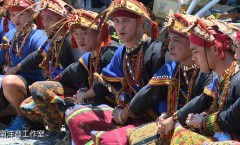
0,0,240,144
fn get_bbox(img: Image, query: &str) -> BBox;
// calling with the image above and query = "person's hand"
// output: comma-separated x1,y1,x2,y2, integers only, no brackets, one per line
159,116,174,138
73,88,88,104
3,66,15,75
112,106,130,125
112,107,125,125
157,112,168,138
157,113,167,131
186,113,205,129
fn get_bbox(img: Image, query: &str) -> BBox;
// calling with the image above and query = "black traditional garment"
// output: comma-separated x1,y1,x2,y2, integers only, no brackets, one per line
59,40,119,90
127,61,213,119
20,33,76,79
65,0,166,142
20,40,119,131
92,37,165,107
177,61,240,141
65,37,167,145
20,7,117,132
123,61,214,145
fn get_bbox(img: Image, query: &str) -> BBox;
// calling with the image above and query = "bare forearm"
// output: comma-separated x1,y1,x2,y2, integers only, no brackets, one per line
82,87,96,101
120,107,130,123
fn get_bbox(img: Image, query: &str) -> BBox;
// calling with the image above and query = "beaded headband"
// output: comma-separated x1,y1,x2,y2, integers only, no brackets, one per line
3,0,45,30
68,9,99,30
236,30,240,41
105,0,151,21
190,18,239,43
165,12,197,38
39,0,70,17
190,18,238,58
4,0,36,12
39,0,75,38
68,9,100,49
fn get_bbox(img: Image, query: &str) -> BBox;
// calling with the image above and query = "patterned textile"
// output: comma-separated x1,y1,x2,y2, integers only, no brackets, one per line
204,112,221,132
20,97,42,122
171,123,212,145
203,141,240,145
170,124,240,144
126,122,160,145
21,81,76,131
93,125,138,145
65,104,115,144
65,104,147,145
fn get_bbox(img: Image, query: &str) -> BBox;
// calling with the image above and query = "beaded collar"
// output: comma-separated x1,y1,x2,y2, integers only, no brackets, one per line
125,35,147,87
12,24,36,58
219,68,229,84
175,64,198,111
180,64,196,72
88,45,106,86
15,25,35,38
181,64,196,85
125,34,147,54
55,36,62,42
45,32,68,80
91,50,97,59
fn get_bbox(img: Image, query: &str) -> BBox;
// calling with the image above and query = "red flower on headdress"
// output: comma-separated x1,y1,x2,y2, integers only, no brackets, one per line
71,14,78,22
236,31,240,41
40,1,47,9
117,0,123,4
62,10,67,15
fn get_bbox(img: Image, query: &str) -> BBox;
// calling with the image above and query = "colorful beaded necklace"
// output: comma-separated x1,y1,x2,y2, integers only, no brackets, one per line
209,61,236,113
88,41,106,86
46,28,68,80
124,34,147,87
174,63,198,111
12,24,36,58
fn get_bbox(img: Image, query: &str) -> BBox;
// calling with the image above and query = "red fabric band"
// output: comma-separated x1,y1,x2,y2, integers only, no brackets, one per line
189,33,215,47
41,9,62,18
8,6,26,12
236,30,240,41
112,10,139,19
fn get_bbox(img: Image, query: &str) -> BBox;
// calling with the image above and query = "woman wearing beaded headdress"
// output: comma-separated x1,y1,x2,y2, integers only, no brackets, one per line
19,8,119,141
118,13,214,144
0,0,48,130
64,0,168,144
160,18,240,144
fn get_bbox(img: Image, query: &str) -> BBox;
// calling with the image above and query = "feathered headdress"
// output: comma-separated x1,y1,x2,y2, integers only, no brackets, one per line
39,0,74,36
39,0,70,17
164,11,198,38
3,0,43,30
67,9,102,49
190,18,239,59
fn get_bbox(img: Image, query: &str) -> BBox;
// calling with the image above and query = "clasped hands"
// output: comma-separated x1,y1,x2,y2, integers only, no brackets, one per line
157,112,206,138
186,112,206,129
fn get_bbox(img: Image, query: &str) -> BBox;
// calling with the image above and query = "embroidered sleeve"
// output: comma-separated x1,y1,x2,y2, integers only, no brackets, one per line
203,112,221,132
